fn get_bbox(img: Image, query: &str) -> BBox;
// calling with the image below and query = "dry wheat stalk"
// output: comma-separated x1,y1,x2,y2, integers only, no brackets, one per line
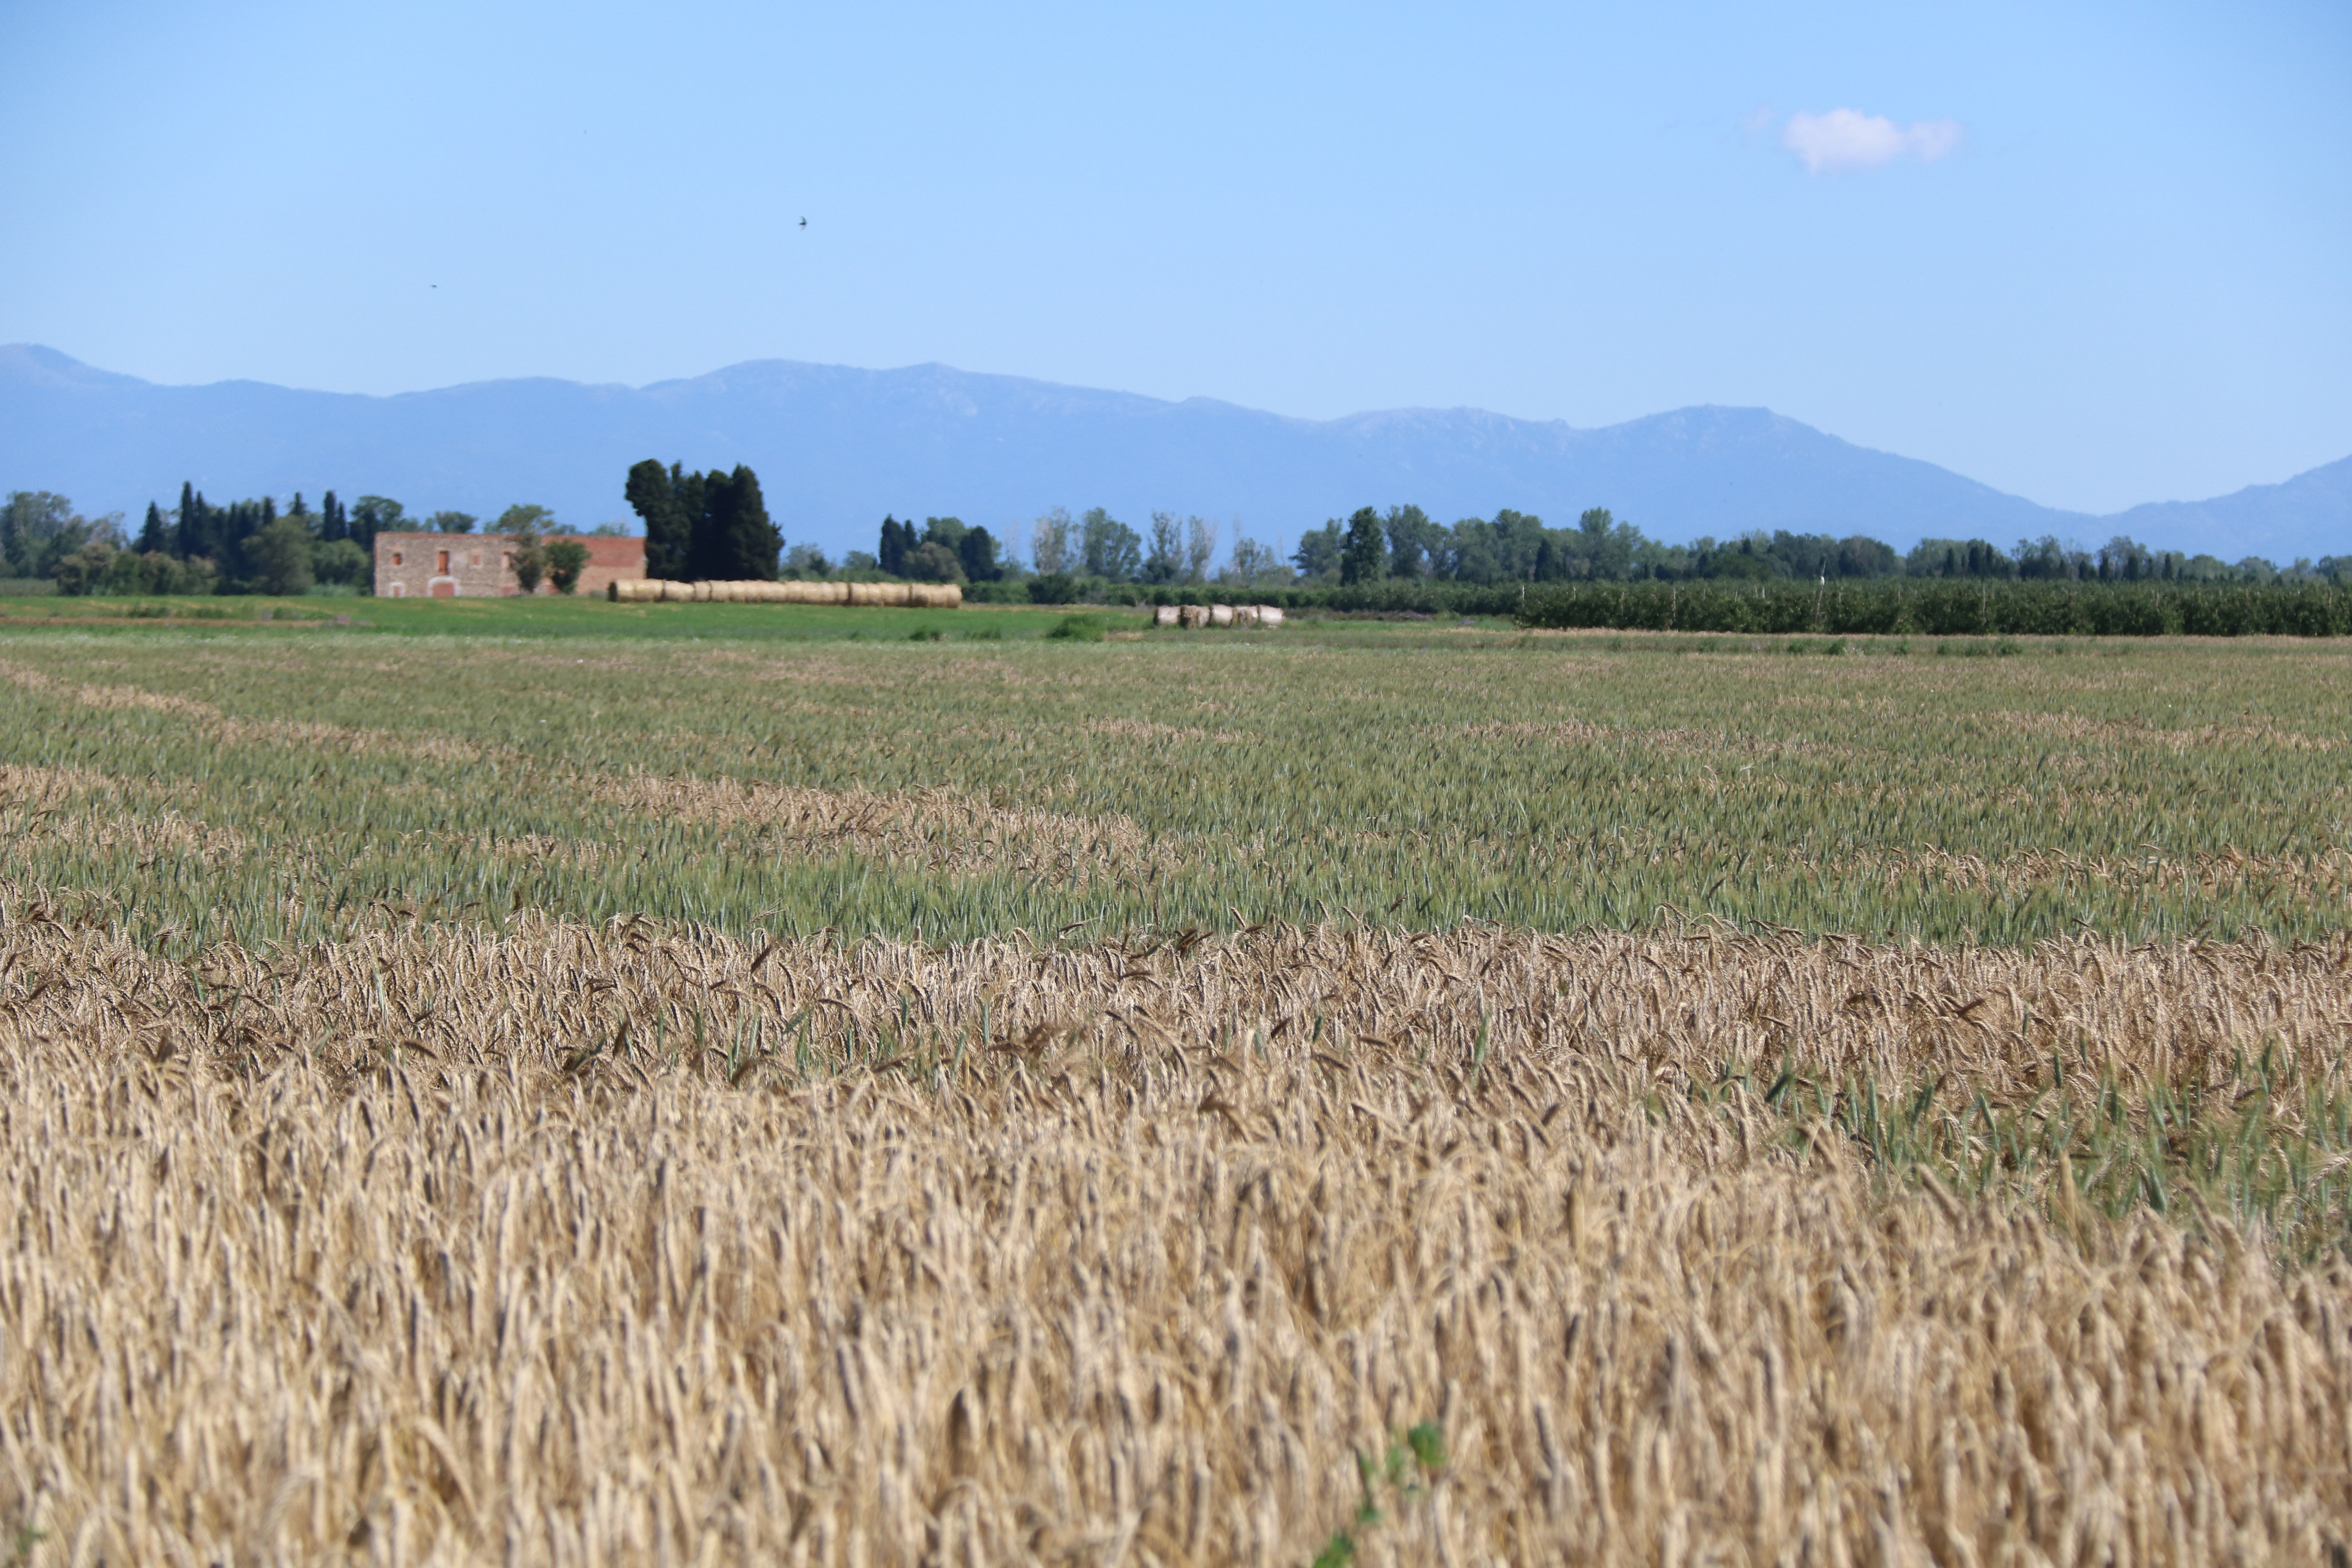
0,911,2347,1563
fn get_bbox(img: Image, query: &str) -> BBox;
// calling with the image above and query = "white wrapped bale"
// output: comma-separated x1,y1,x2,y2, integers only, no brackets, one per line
1256,605,1284,627
1210,603,1234,627
1154,605,1180,627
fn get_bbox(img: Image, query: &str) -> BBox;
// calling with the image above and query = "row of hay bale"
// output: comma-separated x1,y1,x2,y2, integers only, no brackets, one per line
610,579,962,607
1153,603,1285,629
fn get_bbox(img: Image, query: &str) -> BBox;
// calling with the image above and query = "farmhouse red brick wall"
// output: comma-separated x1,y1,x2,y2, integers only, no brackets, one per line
372,533,645,598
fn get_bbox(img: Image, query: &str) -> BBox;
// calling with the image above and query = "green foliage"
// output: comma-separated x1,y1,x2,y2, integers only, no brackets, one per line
1030,507,1073,575
508,526,547,595
312,537,370,588
246,516,315,596
628,462,778,581
1028,572,1080,605
956,525,1004,582
1517,579,2352,637
705,466,782,581
1143,510,1184,584
545,539,590,595
347,496,403,552
1688,1043,2352,1266
429,510,479,535
1340,507,1386,585
1292,519,1343,582
4,491,116,579
905,541,963,583
1309,1423,1445,1568
1080,508,1142,581
1043,612,1107,641
875,516,908,575
626,461,692,579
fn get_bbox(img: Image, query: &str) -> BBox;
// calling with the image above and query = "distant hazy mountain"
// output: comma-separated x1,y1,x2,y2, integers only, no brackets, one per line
2,344,2342,563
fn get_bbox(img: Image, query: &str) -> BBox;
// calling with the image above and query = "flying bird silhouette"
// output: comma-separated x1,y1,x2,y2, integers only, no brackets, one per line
799,216,807,228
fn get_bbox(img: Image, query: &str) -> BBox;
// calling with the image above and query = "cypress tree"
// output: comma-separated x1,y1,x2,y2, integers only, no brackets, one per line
688,468,732,582
319,491,343,542
625,459,692,579
878,516,910,576
137,503,169,556
176,483,202,560
718,465,780,580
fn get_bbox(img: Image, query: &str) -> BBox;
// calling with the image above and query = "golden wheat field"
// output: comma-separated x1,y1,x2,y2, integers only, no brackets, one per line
3,616,2351,1565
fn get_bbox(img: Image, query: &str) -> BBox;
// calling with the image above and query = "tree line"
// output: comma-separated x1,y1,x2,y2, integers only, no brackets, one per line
1288,506,2342,588
2,487,609,596
792,503,2344,598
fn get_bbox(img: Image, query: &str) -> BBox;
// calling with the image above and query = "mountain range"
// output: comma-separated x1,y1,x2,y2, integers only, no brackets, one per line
2,344,2342,564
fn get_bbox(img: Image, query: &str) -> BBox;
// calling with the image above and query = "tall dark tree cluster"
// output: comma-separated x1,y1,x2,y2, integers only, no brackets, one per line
869,515,1003,584
625,461,781,581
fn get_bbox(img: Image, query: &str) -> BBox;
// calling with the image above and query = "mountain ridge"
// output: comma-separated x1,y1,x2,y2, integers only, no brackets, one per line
1,344,2339,563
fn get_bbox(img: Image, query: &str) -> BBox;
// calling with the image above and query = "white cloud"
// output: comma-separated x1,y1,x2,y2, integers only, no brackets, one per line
1782,109,1962,175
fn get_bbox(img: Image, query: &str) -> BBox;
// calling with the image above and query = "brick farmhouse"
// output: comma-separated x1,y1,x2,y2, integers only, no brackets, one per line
372,532,645,598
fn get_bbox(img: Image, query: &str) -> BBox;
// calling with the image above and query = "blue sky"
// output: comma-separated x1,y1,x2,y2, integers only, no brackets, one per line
2,0,2345,516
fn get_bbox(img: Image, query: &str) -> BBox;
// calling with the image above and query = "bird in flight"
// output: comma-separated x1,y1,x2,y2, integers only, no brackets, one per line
799,216,807,228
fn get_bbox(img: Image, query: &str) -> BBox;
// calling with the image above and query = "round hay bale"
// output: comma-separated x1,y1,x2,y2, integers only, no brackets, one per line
908,584,962,608
1210,603,1234,627
662,580,693,603
1179,604,1208,629
1256,605,1284,628
1153,605,1180,627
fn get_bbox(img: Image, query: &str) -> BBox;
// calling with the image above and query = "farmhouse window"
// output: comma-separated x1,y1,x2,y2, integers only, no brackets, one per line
391,551,403,566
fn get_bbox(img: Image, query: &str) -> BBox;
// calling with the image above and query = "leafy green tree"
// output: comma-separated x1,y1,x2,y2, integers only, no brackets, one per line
312,538,370,587
3,491,95,578
52,541,116,595
920,516,969,556
494,504,554,534
1184,516,1217,582
1030,508,1072,574
783,541,834,575
625,461,692,579
1341,507,1387,585
545,539,590,594
506,519,548,594
1079,508,1142,580
247,515,315,595
905,541,965,582
348,496,405,554
1381,505,1440,578
1292,520,1343,582
1218,536,1287,586
1142,510,1184,584
431,510,478,534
